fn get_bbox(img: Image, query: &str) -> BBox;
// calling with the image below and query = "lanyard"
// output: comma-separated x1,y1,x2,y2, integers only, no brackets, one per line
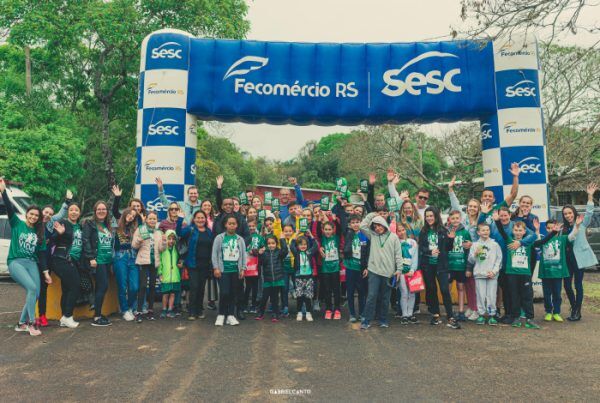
378,233,390,248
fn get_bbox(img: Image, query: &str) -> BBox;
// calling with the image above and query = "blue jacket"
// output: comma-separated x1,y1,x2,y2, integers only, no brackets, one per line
563,202,598,269
176,217,214,270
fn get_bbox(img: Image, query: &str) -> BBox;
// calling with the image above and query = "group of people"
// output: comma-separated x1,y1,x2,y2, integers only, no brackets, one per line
1,166,597,336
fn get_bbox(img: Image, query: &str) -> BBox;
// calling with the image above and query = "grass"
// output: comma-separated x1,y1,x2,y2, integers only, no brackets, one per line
584,281,600,313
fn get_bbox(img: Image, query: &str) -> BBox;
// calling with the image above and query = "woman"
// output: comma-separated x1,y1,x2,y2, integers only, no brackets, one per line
251,196,263,211
562,182,598,321
159,202,180,232
200,199,218,309
177,210,214,320
113,208,139,322
399,200,423,239
50,202,84,328
1,178,51,336
418,206,460,329
82,200,114,327
511,195,538,232
111,185,146,224
201,200,215,231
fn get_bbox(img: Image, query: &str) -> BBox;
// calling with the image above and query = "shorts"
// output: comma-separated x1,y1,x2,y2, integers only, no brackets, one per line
449,271,466,284
161,282,181,294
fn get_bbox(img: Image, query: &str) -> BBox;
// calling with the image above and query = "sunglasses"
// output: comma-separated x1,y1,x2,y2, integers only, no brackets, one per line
418,195,429,200
169,207,179,211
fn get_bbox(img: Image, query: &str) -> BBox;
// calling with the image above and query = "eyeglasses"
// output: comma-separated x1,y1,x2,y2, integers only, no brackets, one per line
418,195,429,200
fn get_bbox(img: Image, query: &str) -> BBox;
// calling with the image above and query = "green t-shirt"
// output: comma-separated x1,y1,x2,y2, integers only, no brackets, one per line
222,234,240,273
298,251,312,276
96,224,113,264
400,241,413,274
263,279,285,288
247,233,265,253
427,230,439,265
448,228,471,271
283,239,294,274
321,235,340,273
344,233,362,271
7,215,45,264
69,223,82,260
504,235,533,275
538,234,570,279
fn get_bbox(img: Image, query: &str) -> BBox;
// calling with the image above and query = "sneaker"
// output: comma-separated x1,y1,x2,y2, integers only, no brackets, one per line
281,307,289,318
447,318,461,329
135,314,143,323
456,312,467,322
267,304,273,313
249,306,257,314
306,312,314,322
465,308,474,318
14,323,29,332
430,315,442,326
91,317,112,327
413,308,421,315
146,311,155,321
28,324,42,336
215,315,225,326
525,319,540,329
188,315,197,321
333,310,341,320
167,311,176,319
476,316,486,325
552,314,564,323
255,315,264,321
271,317,279,323
226,316,239,326
544,313,553,322
39,314,49,327
349,316,357,323
236,309,246,320
142,308,149,314
60,316,79,329
313,301,321,312
160,310,167,319
467,311,480,321
360,320,370,330
394,312,403,319
409,316,418,324
488,317,498,326
207,301,217,310
500,315,513,325
379,321,389,328
324,310,332,320
198,312,206,319
401,317,409,325
123,310,135,322
511,318,523,328
296,312,303,322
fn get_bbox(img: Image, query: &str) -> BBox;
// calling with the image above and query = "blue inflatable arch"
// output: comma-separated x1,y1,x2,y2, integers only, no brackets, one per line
136,28,549,223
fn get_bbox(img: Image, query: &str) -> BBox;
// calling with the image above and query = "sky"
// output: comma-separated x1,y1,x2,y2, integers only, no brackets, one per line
205,0,598,160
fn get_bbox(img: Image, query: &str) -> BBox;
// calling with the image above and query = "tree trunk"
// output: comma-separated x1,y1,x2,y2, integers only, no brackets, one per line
100,101,116,190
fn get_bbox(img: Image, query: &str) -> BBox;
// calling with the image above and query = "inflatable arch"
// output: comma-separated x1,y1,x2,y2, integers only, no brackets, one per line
136,29,549,223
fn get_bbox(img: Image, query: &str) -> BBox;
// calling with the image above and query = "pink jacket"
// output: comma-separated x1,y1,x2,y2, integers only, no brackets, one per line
132,226,166,268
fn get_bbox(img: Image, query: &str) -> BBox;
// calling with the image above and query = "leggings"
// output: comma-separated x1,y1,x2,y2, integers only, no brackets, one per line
138,264,157,313
507,273,534,319
244,276,259,308
259,286,282,316
423,263,454,319
51,257,81,318
94,264,110,317
218,272,241,316
38,273,48,316
563,251,584,310
9,258,41,324
188,268,208,316
321,272,341,311
207,276,219,302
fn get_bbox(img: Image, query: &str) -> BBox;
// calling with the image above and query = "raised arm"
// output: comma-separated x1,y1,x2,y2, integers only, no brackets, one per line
504,162,520,207
47,189,73,233
111,185,123,220
155,177,170,206
367,173,376,209
216,175,224,214
448,176,463,214
583,183,598,228
0,179,17,222
360,212,377,239
289,177,307,207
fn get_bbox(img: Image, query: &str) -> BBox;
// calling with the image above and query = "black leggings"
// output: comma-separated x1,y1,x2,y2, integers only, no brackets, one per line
244,277,259,308
38,273,48,315
507,274,534,319
218,272,241,316
94,264,110,317
297,296,313,313
321,272,341,311
138,265,157,312
188,269,208,315
259,286,282,316
51,257,81,317
423,263,453,319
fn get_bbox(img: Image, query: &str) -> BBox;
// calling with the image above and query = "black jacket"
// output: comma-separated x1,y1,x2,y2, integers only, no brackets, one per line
342,228,370,270
213,211,250,239
258,239,288,283
50,219,80,261
82,219,113,268
418,226,453,271
289,237,319,277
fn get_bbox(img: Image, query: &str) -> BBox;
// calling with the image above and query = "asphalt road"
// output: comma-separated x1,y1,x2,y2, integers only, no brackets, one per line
1,277,599,402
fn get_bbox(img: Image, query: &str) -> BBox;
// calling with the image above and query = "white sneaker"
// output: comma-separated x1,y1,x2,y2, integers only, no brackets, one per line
226,315,239,326
14,323,29,332
215,315,225,326
465,308,473,318
306,312,314,322
296,312,303,322
60,316,80,329
123,310,135,322
313,301,321,312
28,325,41,336
468,311,479,321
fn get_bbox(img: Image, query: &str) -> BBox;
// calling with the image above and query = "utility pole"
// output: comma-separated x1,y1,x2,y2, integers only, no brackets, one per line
24,46,32,95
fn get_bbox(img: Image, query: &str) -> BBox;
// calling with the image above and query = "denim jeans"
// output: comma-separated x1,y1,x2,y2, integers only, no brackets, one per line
9,258,40,324
362,272,392,323
542,278,563,314
346,269,367,317
113,250,139,313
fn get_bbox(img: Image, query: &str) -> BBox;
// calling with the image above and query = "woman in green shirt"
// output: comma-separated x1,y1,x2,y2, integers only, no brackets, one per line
1,178,50,336
82,200,114,327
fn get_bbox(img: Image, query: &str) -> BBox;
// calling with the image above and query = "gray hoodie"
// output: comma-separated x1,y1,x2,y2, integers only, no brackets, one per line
467,237,502,278
360,213,403,278
211,232,247,273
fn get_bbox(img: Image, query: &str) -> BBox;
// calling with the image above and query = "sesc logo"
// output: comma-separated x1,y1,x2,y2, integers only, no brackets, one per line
518,157,542,174
481,123,493,140
505,80,536,98
151,42,183,60
382,51,462,97
147,194,176,212
148,118,179,136
223,56,269,80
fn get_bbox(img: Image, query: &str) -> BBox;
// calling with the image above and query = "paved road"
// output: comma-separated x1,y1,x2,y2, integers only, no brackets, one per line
1,278,599,402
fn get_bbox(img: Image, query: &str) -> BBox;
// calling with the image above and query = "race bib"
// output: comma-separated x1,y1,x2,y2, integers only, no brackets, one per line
543,242,560,262
223,239,240,261
325,243,338,261
512,253,528,269
299,253,312,276
352,238,361,259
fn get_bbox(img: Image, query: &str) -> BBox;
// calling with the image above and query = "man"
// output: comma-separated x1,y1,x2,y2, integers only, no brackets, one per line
156,177,201,226
283,201,303,231
214,176,250,239
414,189,430,219
367,173,386,211
278,177,307,222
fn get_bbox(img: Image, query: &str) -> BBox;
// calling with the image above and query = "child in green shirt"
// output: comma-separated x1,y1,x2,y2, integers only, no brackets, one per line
447,211,472,321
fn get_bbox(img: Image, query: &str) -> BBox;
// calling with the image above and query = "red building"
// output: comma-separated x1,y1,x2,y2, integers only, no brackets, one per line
252,184,334,205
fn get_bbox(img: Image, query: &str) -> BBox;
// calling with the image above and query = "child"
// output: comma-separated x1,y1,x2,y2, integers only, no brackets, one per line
290,233,319,321
256,235,288,322
343,214,369,323
158,230,181,318
447,210,472,321
281,224,297,317
132,211,165,322
395,224,419,325
467,223,503,325
244,218,264,314
211,214,247,327
536,217,581,322
318,213,343,320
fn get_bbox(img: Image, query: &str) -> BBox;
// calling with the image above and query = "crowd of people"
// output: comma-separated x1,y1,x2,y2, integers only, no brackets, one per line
1,168,598,336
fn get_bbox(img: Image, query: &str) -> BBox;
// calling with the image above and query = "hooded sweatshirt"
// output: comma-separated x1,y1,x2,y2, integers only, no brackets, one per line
158,230,181,284
359,213,403,278
467,237,502,278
